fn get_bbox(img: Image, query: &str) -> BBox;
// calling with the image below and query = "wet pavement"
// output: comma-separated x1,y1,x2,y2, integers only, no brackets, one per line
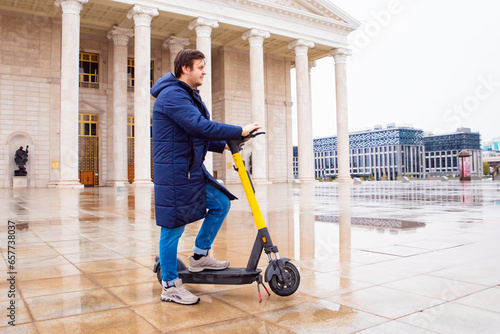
1,179,500,333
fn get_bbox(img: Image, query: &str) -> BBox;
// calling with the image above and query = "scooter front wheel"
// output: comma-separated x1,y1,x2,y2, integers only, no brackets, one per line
269,262,300,296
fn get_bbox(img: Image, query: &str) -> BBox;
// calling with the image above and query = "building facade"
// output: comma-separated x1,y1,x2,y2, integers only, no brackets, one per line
483,139,500,151
0,0,360,188
482,139,500,174
295,126,485,180
297,125,425,180
423,128,482,177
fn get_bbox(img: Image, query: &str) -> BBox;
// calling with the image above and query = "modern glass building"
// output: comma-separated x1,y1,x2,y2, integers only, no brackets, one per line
293,146,299,179
482,139,500,174
294,126,484,180
423,128,482,177
483,139,500,151
294,125,425,180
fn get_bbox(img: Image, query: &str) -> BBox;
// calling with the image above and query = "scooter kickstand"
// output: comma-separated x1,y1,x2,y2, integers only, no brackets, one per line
256,276,271,303
261,281,271,297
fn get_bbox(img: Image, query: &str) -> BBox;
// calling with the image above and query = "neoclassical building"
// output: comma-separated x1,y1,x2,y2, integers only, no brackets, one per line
0,0,359,188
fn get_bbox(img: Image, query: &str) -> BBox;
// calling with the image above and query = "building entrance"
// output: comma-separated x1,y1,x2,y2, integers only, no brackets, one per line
127,116,153,183
78,114,99,186
127,116,134,183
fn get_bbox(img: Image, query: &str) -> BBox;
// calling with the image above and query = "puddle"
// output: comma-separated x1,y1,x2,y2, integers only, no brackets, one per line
315,215,426,229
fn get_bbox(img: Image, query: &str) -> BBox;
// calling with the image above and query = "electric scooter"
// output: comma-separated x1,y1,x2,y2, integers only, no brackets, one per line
153,131,300,301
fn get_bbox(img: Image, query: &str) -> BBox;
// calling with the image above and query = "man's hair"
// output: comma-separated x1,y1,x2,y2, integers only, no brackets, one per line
174,49,206,78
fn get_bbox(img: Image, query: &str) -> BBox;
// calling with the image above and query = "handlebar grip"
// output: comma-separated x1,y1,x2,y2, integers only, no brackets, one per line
228,131,266,154
244,131,265,140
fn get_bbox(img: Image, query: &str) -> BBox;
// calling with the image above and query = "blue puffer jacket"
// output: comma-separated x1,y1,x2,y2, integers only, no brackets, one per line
151,73,242,229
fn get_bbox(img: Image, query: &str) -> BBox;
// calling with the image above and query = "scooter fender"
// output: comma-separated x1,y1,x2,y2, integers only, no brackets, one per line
153,256,160,273
264,258,291,282
153,256,187,273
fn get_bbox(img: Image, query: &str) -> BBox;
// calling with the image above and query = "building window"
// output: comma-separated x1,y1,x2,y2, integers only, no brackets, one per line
79,52,99,88
127,116,134,138
127,58,134,88
78,114,98,136
128,58,154,89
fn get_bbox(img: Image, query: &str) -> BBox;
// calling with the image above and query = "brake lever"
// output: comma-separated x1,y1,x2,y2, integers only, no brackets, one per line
228,130,265,154
242,130,265,141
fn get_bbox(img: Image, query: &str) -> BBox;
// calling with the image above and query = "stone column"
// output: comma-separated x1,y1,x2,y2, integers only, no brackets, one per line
52,0,87,188
309,61,316,108
127,5,158,185
289,39,315,182
242,29,270,183
189,17,218,174
285,64,294,183
331,48,352,183
163,36,190,73
106,27,134,187
338,182,352,289
299,183,315,258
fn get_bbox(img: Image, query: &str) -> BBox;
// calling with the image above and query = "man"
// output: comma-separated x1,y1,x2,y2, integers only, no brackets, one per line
151,49,261,305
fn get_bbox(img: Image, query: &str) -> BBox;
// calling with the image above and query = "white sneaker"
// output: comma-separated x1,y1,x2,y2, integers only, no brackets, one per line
161,279,200,305
188,251,229,272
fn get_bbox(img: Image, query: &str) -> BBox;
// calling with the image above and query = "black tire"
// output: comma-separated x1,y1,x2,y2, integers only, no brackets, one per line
155,258,185,285
269,262,300,296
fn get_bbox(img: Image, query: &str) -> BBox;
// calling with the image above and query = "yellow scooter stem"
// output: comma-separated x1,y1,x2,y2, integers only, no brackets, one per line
232,152,267,231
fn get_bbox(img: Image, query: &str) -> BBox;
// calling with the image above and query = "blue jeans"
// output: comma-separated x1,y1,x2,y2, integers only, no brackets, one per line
159,183,231,287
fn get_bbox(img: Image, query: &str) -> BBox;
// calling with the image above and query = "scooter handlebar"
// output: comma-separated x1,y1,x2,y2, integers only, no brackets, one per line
227,130,265,154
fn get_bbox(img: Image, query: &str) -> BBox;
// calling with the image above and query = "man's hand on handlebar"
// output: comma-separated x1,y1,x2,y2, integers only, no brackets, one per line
241,123,262,137
226,123,265,153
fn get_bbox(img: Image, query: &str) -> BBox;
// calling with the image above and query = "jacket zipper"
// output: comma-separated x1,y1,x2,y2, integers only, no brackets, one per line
187,136,194,179
186,95,205,180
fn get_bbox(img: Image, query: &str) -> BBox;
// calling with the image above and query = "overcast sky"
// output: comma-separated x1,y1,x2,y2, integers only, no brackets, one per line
298,0,500,144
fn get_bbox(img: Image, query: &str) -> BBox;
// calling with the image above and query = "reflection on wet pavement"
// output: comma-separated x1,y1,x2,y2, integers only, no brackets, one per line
316,216,426,229
1,180,499,333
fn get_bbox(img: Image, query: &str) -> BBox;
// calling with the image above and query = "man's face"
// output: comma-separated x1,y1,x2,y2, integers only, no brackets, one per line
182,58,206,89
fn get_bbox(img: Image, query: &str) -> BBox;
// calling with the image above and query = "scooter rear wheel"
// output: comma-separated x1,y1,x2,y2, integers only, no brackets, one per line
154,258,188,285
156,265,162,284
269,262,300,296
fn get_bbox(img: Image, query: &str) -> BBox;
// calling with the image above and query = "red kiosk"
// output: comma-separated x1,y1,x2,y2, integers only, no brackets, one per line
458,150,471,182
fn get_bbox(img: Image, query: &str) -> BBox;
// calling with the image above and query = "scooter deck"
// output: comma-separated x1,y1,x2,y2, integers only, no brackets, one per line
178,267,262,285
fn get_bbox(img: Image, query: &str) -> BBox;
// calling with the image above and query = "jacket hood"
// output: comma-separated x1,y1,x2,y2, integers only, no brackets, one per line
151,72,183,98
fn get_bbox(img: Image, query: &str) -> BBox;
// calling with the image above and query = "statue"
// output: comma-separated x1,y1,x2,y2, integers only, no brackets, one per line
14,145,29,176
